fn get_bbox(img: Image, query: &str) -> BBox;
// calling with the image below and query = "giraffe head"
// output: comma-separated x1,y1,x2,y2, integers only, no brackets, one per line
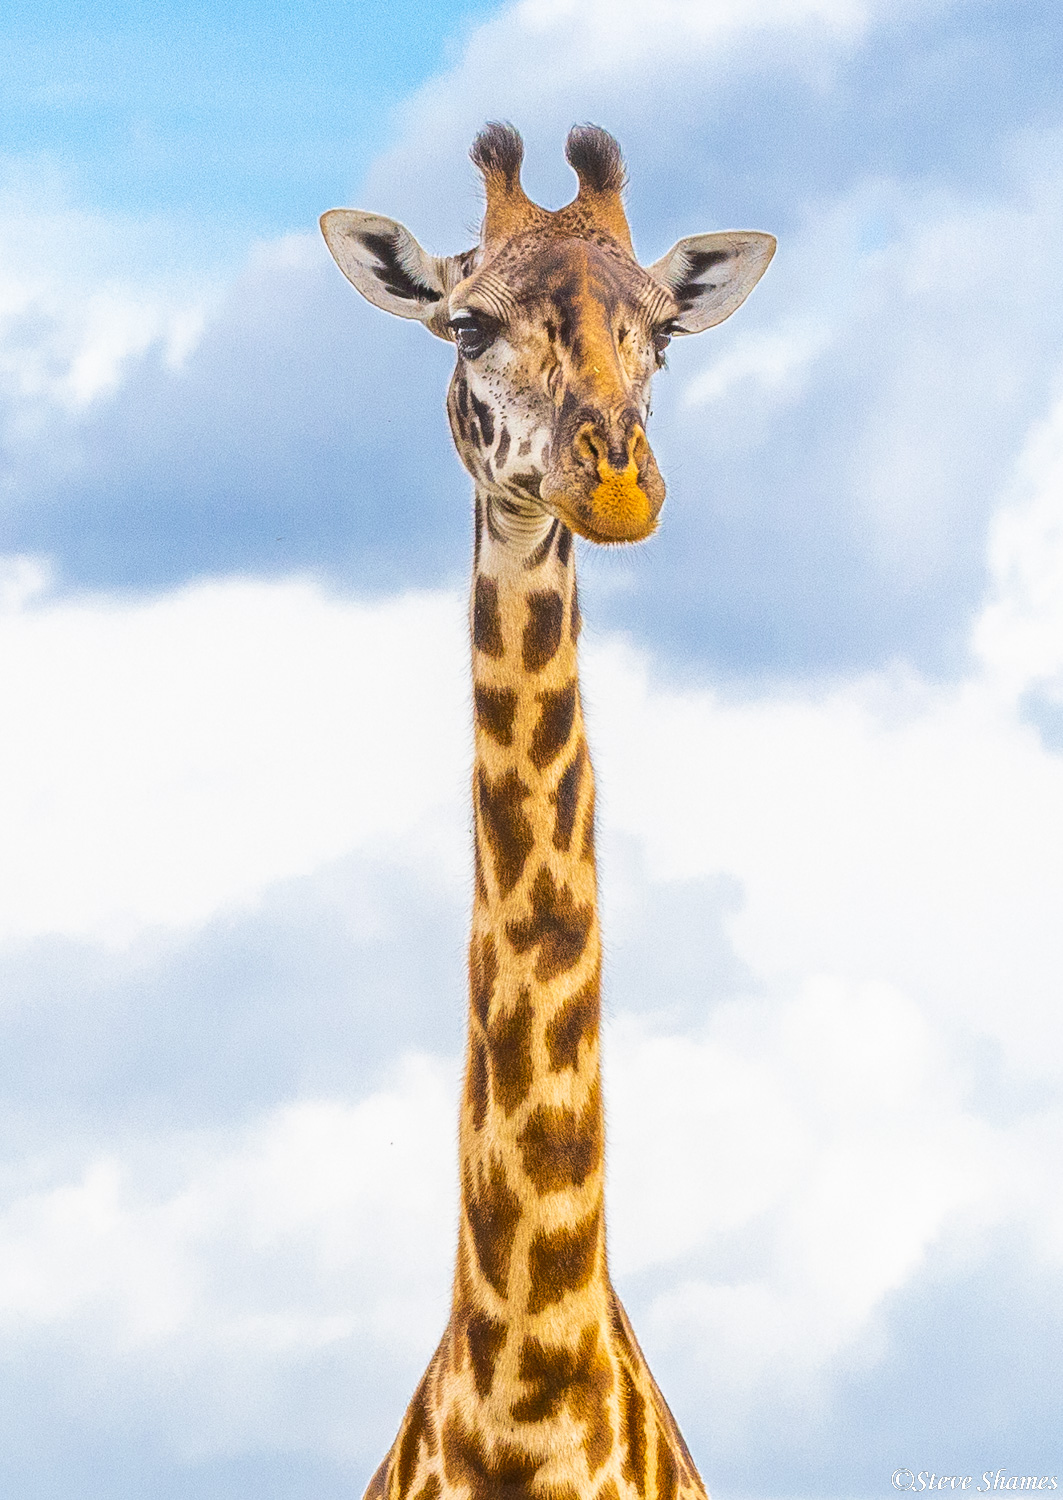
322,124,774,545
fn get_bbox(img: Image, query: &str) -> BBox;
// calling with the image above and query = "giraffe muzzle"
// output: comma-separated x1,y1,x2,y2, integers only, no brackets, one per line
541,419,665,544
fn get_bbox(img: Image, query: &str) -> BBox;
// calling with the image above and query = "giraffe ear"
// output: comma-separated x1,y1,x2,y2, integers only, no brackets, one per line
320,210,471,334
648,231,776,334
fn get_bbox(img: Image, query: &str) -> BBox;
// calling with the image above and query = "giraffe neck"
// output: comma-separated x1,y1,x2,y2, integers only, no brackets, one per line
455,486,609,1423
370,489,708,1500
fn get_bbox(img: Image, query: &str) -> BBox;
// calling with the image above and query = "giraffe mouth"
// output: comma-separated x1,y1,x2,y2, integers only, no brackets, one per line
543,488,659,545
540,435,665,545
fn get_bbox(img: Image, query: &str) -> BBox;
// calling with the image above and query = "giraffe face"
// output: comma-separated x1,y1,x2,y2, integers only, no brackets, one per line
320,124,776,546
445,234,674,544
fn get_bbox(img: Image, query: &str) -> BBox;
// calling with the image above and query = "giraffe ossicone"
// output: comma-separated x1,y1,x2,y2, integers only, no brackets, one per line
322,123,774,1500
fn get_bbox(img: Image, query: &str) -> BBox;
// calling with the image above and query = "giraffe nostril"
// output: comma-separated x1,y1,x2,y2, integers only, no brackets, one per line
573,424,608,473
571,413,646,476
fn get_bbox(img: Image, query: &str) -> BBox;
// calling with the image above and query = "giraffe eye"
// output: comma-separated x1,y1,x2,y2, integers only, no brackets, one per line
449,313,497,361
652,327,673,367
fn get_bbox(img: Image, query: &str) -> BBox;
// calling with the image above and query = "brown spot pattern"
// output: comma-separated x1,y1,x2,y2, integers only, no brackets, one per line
619,1363,648,1495
507,866,593,981
477,768,534,896
516,1078,602,1193
526,1205,601,1314
584,1393,615,1478
488,989,535,1116
530,681,577,770
551,742,586,851
556,524,573,568
470,934,498,1029
475,684,517,746
473,576,504,658
470,391,495,447
546,968,600,1072
453,1239,476,1318
395,1371,437,1500
581,783,596,862
655,1428,680,1500
522,591,564,670
463,1156,521,1299
653,1390,700,1485
512,1325,613,1471
411,1477,441,1500
464,1310,508,1399
442,1415,541,1500
512,1334,579,1423
467,1033,489,1130
495,424,511,469
525,518,559,571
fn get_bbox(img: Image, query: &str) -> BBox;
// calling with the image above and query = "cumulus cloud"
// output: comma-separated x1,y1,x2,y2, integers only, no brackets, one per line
681,319,832,408
0,1057,457,1478
1,229,466,595
636,148,1063,676
0,564,468,943
363,0,916,226
588,639,1063,1076
0,1062,456,1353
0,160,216,415
976,380,1063,697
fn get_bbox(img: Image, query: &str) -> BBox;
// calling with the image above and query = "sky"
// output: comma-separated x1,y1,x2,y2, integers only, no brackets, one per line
2,1,1063,1497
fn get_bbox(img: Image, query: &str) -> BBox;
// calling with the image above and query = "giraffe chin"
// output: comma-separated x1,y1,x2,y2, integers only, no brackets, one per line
542,467,663,545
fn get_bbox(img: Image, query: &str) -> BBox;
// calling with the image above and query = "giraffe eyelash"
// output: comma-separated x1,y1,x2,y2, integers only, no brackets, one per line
450,312,500,360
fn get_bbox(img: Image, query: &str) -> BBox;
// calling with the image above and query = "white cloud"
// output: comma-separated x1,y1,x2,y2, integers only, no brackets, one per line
0,567,468,944
0,1054,456,1459
359,0,935,243
976,382,1063,695
682,320,832,407
605,978,1029,1403
0,1054,455,1348
587,642,1063,1078
0,164,218,414
514,0,872,61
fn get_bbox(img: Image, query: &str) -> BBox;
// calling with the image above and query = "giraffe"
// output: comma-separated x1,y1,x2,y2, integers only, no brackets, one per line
321,123,774,1500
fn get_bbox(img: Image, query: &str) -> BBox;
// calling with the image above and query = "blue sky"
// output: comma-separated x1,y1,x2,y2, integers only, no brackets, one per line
0,0,496,237
3,2,1063,1498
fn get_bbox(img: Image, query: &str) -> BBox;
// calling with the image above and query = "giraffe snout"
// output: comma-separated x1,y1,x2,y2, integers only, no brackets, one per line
544,411,665,544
